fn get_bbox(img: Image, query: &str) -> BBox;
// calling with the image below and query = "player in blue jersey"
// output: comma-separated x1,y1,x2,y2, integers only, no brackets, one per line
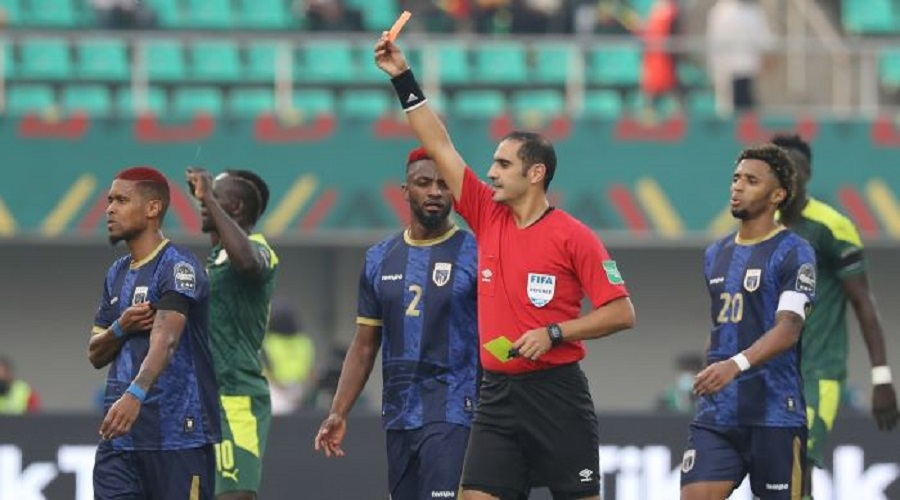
681,145,817,500
314,148,479,500
88,167,221,500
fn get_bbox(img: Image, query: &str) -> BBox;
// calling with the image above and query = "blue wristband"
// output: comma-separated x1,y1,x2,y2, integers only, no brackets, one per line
126,383,146,403
111,320,126,339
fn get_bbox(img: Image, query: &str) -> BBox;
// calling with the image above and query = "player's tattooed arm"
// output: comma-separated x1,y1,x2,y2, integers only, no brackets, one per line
132,309,187,392
742,310,804,367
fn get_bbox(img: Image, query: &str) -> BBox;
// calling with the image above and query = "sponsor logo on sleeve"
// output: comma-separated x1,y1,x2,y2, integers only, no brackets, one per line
795,263,816,293
603,260,624,285
173,262,196,292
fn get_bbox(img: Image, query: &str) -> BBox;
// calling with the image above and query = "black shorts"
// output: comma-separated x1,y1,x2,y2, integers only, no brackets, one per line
461,363,600,499
93,443,215,499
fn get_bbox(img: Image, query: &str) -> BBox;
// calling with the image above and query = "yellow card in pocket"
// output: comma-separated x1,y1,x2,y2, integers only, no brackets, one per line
484,336,515,363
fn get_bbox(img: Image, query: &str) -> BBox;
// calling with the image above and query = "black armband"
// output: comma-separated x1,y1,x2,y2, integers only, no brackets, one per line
391,69,427,111
154,291,192,316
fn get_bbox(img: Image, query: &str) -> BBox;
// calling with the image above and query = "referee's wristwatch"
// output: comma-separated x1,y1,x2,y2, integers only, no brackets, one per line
546,323,564,347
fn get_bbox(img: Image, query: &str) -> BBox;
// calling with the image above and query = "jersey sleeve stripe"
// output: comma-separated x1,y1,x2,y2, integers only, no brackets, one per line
356,316,383,327
91,325,106,335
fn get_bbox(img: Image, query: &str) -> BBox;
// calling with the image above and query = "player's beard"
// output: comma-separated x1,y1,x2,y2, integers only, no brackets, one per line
108,226,143,245
731,208,750,220
414,204,451,230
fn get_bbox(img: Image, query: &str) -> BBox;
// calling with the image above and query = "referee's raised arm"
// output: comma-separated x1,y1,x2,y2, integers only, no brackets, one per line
374,33,466,201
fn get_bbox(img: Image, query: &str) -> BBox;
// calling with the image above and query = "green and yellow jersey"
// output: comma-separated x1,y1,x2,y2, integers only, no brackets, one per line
206,233,279,397
790,198,866,381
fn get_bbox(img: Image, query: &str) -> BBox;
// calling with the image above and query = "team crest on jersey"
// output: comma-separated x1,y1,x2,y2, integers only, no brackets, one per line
681,449,696,473
432,262,452,287
174,261,196,292
132,286,149,305
527,273,556,307
743,269,761,292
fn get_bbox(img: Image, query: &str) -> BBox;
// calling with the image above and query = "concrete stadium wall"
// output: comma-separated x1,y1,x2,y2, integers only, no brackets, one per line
3,242,899,413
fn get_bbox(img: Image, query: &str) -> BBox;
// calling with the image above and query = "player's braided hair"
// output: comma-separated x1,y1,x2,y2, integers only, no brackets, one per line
225,169,270,223
736,144,796,210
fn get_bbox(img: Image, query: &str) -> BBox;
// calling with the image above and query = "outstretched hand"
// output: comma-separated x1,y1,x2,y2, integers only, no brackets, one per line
374,32,409,78
314,413,348,458
185,167,214,202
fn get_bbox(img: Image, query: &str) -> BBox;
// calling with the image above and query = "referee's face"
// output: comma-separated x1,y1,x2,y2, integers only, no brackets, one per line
487,139,530,204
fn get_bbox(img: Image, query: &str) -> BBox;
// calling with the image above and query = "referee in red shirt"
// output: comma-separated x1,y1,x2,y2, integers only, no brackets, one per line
375,35,637,500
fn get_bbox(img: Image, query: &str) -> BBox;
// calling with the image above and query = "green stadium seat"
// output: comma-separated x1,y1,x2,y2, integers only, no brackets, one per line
0,0,23,25
588,45,641,85
1,42,14,78
144,39,185,81
677,61,708,87
419,43,469,84
355,0,396,31
686,90,717,117
452,90,506,119
293,89,335,117
238,0,289,29
245,41,285,81
298,41,354,82
18,38,71,80
533,44,576,84
117,87,168,116
357,45,386,82
61,85,113,115
512,89,565,118
173,87,223,117
190,40,240,81
76,38,129,81
145,0,181,27
880,49,900,87
625,91,679,116
229,88,275,117
26,0,78,27
843,0,895,34
185,0,233,28
581,90,622,119
474,43,528,84
630,0,654,18
5,84,55,115
339,90,390,119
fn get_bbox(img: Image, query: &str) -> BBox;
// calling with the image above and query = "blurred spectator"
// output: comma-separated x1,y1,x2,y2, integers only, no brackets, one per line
0,356,40,414
301,0,364,32
639,0,682,120
473,0,513,34
512,0,569,33
92,0,157,29
591,0,639,35
262,298,316,415
655,351,704,414
707,0,776,116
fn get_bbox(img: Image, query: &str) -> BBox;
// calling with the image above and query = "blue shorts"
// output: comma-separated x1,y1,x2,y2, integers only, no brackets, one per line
680,423,807,499
386,422,470,500
93,443,215,500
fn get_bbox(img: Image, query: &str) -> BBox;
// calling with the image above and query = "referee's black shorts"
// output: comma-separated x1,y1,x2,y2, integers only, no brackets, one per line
461,362,600,499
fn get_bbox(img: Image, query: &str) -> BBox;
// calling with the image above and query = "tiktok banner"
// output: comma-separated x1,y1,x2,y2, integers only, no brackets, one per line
1,414,897,499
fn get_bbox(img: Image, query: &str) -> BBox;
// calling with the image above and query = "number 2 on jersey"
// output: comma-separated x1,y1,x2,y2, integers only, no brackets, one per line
406,284,423,317
717,292,744,323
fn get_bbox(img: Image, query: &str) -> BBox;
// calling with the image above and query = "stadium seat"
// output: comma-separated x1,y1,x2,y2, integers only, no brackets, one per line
588,45,641,85
842,0,895,34
474,43,528,84
430,42,470,84
18,38,71,80
145,0,181,27
677,61,708,87
117,86,168,116
185,0,233,28
533,43,577,84
630,0,654,18
512,89,565,118
26,0,78,27
353,0,396,31
172,87,223,117
4,84,55,115
144,39,185,82
61,85,113,116
356,45,386,83
339,90,390,119
298,41,354,82
880,49,900,88
1,42,14,78
0,0,23,25
580,90,623,119
245,41,283,81
625,91,680,117
293,89,335,117
237,0,289,29
686,90,717,117
229,88,275,117
190,40,241,81
76,38,129,81
452,90,506,119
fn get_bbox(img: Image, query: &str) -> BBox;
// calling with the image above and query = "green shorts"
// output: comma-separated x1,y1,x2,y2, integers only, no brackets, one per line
214,394,271,495
803,378,843,468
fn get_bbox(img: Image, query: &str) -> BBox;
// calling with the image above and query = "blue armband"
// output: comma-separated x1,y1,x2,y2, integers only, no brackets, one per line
111,319,126,339
125,383,146,403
